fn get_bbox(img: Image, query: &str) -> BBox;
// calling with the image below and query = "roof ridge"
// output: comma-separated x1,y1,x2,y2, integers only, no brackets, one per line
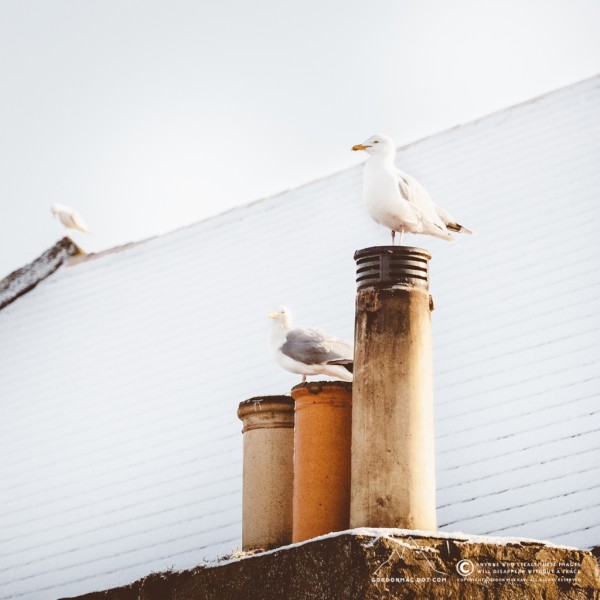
395,72,600,153
149,72,600,234
2,73,598,305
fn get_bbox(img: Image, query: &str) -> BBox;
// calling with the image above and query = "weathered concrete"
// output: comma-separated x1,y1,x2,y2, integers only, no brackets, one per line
291,381,352,543
351,252,437,530
237,395,295,551
63,530,600,600
0,237,83,311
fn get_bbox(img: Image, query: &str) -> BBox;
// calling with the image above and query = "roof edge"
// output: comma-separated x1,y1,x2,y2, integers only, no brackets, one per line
0,237,84,311
157,73,600,233
4,73,598,297
395,72,600,154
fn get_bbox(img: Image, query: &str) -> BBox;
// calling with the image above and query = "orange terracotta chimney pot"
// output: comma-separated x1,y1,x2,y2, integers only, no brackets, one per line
291,381,352,543
237,396,295,551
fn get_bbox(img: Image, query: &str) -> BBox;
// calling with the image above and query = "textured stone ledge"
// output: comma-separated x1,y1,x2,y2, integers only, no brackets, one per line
0,237,82,310
63,529,600,600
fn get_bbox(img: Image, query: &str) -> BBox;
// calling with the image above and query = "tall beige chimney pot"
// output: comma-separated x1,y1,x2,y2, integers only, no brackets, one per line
350,246,437,530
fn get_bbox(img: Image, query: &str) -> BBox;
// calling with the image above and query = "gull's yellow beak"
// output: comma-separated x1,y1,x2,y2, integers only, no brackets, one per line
352,144,370,151
267,311,280,319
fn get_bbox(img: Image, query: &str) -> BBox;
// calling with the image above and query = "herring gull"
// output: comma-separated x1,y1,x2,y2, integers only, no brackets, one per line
51,203,91,233
352,134,473,244
268,307,353,382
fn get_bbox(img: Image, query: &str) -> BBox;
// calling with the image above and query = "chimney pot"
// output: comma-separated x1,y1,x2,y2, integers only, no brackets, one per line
351,246,437,531
237,395,295,550
291,381,352,543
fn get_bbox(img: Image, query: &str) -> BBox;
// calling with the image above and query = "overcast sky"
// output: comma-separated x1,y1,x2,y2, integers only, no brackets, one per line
1,0,599,278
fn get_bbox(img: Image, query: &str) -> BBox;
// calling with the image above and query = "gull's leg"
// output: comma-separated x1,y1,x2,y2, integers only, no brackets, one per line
302,374,307,383
391,230,396,245
400,227,405,246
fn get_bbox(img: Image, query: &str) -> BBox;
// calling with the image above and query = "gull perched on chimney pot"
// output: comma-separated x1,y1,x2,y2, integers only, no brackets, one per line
51,203,91,233
352,134,473,244
268,307,353,383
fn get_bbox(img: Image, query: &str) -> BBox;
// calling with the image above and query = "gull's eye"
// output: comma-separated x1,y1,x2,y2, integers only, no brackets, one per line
373,140,379,144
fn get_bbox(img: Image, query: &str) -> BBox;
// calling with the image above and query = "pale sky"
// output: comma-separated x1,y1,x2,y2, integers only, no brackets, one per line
1,0,599,278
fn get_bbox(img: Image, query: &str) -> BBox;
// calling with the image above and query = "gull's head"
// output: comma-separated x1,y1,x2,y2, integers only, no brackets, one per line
267,306,292,329
51,203,68,216
352,134,395,157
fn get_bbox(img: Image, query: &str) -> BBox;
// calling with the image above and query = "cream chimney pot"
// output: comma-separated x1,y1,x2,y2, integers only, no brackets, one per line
237,396,295,550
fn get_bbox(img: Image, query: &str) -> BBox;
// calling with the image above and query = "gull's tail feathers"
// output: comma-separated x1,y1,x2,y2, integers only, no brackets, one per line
326,358,354,374
446,222,474,235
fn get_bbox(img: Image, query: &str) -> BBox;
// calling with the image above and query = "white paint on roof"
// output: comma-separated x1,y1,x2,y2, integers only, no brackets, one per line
1,75,599,599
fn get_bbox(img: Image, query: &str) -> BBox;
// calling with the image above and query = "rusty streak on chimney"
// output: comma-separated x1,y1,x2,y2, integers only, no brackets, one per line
350,246,437,531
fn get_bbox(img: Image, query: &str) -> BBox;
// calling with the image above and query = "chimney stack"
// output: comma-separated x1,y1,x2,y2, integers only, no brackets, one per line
350,246,437,530
237,396,295,550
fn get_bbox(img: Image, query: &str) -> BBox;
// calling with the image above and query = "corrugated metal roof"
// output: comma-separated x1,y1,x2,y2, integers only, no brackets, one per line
1,74,599,599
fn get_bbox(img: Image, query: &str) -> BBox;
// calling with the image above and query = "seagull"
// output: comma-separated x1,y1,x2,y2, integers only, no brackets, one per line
51,203,91,233
352,133,473,244
268,307,353,383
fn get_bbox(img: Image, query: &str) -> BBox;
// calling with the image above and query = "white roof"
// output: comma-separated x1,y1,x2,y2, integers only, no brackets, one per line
1,74,599,599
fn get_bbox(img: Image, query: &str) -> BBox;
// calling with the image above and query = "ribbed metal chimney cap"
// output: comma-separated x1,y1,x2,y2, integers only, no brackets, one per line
354,245,432,290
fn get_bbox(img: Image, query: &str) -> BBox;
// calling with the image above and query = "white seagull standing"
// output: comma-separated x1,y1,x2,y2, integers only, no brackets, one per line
268,307,353,383
352,134,473,244
51,203,91,233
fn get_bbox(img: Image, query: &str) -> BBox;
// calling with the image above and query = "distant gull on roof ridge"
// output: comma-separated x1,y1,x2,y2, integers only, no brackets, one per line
268,307,353,382
51,203,91,234
352,133,473,245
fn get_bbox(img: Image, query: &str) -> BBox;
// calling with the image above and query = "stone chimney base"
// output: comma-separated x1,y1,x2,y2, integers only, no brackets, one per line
63,530,600,600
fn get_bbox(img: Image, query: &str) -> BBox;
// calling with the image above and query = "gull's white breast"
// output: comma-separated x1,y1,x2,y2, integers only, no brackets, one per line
363,159,417,231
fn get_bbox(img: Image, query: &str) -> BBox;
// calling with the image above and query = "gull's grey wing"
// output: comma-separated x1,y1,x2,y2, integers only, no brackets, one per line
396,170,446,230
280,327,353,366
